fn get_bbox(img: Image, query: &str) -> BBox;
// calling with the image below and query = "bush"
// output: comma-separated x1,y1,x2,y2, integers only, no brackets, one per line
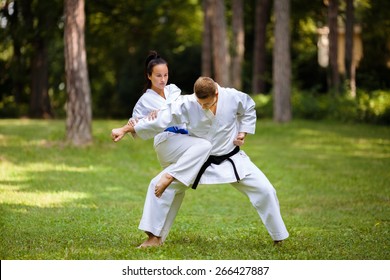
0,95,29,118
291,90,328,120
356,90,390,124
252,93,273,119
253,89,390,125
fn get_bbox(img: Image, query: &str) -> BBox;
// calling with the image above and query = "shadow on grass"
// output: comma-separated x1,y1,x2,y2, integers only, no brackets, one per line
0,202,144,259
1,119,389,259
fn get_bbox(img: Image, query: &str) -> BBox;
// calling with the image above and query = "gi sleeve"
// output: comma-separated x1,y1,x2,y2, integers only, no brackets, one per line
235,90,257,134
130,92,154,121
134,96,188,139
165,84,181,104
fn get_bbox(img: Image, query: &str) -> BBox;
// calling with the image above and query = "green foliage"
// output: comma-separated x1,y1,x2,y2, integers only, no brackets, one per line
1,119,389,259
358,0,390,90
291,91,328,120
253,89,390,124
84,0,203,118
1,0,390,119
355,90,390,124
290,90,390,124
252,94,273,119
0,95,28,118
290,5,328,92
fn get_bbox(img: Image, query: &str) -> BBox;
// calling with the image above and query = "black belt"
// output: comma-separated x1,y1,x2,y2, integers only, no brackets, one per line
192,146,240,189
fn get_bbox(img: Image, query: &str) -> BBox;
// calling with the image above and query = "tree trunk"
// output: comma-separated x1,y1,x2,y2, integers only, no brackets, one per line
202,0,213,77
26,0,53,119
345,0,356,97
8,0,23,105
273,0,291,123
328,0,340,94
29,39,53,118
64,0,92,146
210,0,230,86
231,0,244,90
252,0,271,94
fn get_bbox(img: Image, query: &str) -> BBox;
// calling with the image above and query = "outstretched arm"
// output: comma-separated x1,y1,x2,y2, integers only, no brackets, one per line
112,96,188,142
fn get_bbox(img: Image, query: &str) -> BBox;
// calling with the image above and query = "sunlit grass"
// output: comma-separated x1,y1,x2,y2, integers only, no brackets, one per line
0,190,89,207
0,119,389,260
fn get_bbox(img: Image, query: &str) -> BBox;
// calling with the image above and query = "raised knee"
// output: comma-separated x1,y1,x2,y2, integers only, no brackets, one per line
199,140,212,152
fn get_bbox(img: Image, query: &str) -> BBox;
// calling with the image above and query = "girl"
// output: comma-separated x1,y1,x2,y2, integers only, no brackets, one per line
113,51,212,198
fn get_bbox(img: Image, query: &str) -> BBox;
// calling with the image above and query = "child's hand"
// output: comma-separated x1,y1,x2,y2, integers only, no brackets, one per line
233,132,246,146
147,110,160,120
128,118,139,126
111,127,126,142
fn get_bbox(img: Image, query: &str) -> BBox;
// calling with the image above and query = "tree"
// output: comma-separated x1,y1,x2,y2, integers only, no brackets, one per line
327,0,340,93
7,0,25,106
64,0,92,145
345,0,355,96
252,0,271,94
202,0,213,77
29,36,52,118
28,1,59,118
2,0,57,118
210,0,230,86
231,0,244,90
1,0,389,120
273,0,291,122
358,0,390,90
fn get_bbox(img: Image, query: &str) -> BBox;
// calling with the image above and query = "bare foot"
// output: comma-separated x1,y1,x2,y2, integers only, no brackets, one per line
137,236,162,248
155,173,174,198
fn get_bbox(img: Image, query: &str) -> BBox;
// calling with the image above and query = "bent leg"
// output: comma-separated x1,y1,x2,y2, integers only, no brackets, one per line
155,135,212,186
231,160,289,241
138,171,188,245
155,173,174,198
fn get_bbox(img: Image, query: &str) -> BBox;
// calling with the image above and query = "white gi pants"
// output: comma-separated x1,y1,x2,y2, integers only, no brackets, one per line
138,155,289,242
154,133,212,186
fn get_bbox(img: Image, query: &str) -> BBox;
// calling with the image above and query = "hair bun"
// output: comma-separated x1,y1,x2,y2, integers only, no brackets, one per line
143,50,168,92
145,50,159,65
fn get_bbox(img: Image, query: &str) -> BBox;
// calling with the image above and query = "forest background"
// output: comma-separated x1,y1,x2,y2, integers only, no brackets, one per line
0,0,389,127
1,0,389,263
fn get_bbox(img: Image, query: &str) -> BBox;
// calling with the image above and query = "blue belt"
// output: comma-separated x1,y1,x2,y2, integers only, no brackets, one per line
164,126,188,135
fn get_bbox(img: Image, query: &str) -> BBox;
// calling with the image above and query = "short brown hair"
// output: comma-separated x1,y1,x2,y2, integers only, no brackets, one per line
194,77,217,99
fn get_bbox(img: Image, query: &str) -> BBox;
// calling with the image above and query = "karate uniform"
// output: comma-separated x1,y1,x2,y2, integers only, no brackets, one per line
132,84,212,186
135,86,289,242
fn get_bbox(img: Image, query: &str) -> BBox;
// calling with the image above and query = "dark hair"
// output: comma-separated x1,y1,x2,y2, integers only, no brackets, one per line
143,50,168,92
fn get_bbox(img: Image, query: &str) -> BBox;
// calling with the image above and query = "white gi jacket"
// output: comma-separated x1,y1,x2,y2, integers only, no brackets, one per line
131,84,186,147
134,85,257,184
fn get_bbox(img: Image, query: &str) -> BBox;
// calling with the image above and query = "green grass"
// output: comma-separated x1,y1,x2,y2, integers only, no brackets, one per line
0,119,389,260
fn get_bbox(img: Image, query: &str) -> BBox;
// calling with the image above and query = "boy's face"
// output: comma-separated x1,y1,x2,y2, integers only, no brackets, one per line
196,91,218,110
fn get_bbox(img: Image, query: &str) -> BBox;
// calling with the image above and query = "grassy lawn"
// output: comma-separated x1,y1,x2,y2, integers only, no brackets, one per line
0,119,389,260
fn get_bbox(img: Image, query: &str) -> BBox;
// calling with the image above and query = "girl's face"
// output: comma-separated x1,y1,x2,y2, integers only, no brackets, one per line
148,64,168,92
